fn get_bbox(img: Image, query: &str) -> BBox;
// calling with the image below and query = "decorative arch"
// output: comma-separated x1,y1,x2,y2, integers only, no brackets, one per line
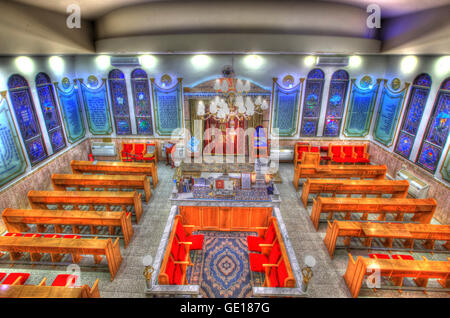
323,70,349,137
416,77,450,173
300,68,325,136
35,72,66,154
108,69,132,135
8,74,48,165
131,68,153,135
394,73,432,159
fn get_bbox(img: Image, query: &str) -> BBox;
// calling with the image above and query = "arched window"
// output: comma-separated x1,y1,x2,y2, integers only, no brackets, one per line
394,74,432,159
323,70,349,137
108,69,132,135
8,74,48,165
131,69,153,135
300,68,325,136
35,72,66,153
416,77,450,173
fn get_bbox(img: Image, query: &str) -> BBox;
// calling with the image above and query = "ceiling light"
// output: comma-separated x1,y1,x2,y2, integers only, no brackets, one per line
95,55,110,70
15,56,34,74
304,56,316,67
400,56,418,74
349,55,362,68
191,55,211,69
49,56,64,75
244,55,263,69
140,55,157,68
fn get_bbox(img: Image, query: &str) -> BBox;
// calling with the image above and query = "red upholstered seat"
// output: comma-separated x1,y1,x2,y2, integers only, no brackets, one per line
134,144,146,161
342,146,357,163
23,233,42,238
296,145,310,163
247,222,276,252
165,257,176,285
249,241,281,273
266,259,289,287
121,143,134,162
369,253,391,260
4,233,23,237
391,254,414,261
43,234,62,238
63,235,81,239
1,273,30,285
173,264,183,285
310,147,319,152
330,145,344,163
0,273,6,283
52,274,78,287
175,221,204,250
354,146,370,163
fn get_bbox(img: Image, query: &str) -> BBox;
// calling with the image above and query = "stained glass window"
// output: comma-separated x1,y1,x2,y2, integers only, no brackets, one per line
8,74,48,166
300,69,325,137
323,70,349,137
416,77,450,173
108,69,132,135
394,74,432,159
131,69,154,135
151,78,183,136
35,73,66,154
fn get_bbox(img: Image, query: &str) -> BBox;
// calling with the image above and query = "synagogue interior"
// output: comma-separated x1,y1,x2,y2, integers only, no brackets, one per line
0,0,449,300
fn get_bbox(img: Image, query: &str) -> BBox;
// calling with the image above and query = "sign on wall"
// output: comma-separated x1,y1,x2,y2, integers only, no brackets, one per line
79,77,113,135
373,80,410,146
0,92,27,187
270,78,304,137
151,78,183,136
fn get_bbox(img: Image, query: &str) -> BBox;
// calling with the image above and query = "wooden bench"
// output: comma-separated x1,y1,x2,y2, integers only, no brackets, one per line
293,164,387,191
71,160,158,188
310,197,437,231
0,281,100,298
300,179,409,207
1,208,134,248
51,173,152,203
0,236,122,281
27,190,143,224
343,253,450,297
324,220,450,258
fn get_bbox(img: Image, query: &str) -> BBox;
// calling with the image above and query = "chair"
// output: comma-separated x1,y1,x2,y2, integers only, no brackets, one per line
51,274,78,287
264,259,289,287
247,221,276,253
133,143,146,161
391,254,414,261
0,273,6,283
295,143,310,165
354,145,370,164
369,253,391,260
120,143,134,162
329,145,345,163
342,146,357,164
175,217,204,250
143,143,157,163
249,241,281,273
164,256,186,285
1,273,30,285
4,233,23,237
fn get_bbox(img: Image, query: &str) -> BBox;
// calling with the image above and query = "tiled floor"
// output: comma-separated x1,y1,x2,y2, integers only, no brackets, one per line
1,162,448,298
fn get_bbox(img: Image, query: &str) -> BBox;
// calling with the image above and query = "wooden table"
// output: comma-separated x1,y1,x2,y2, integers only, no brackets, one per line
310,197,437,230
300,179,409,207
52,173,152,202
27,190,143,224
0,236,122,281
2,208,134,248
71,160,158,188
0,283,100,298
293,164,387,191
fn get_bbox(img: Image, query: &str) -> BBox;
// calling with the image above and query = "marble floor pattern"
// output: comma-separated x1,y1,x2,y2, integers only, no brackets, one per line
1,162,448,298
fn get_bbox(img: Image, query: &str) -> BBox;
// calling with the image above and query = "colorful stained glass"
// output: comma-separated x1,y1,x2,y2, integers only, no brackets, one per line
373,81,409,146
300,69,324,137
131,69,154,135
394,74,432,159
151,78,183,136
271,78,303,137
108,69,132,135
0,93,27,187
323,70,349,137
35,73,66,153
8,74,48,165
79,78,113,135
416,77,450,173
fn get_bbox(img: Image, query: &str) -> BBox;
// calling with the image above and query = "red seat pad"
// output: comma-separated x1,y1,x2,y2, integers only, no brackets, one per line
247,236,264,252
310,147,319,152
52,274,78,287
63,235,81,239
188,235,204,250
43,234,62,238
249,253,268,272
277,260,289,287
268,241,281,264
23,233,42,238
165,257,176,285
177,243,187,261
1,273,30,285
264,223,276,244
0,273,6,283
173,264,183,285
171,239,180,260
369,253,390,259
4,233,23,237
356,158,370,163
392,254,414,261
175,221,187,242
269,267,279,287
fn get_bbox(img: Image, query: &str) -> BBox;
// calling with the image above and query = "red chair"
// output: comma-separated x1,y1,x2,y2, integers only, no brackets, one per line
133,143,146,161
143,143,157,163
43,234,62,238
51,274,78,287
4,233,23,237
369,253,391,260
247,221,276,253
63,235,81,239
264,259,289,287
175,217,204,250
391,254,414,261
329,145,345,163
0,273,6,283
295,143,310,165
310,147,319,153
354,145,370,164
164,256,185,285
342,146,357,164
23,233,42,238
249,241,281,273
120,143,134,162
1,273,30,285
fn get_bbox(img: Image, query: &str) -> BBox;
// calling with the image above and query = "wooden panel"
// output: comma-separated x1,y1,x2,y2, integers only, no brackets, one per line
249,207,271,229
219,207,232,231
201,207,219,230
231,207,250,230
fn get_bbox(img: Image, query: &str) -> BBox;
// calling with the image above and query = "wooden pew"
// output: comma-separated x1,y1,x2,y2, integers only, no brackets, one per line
323,220,450,258
27,190,143,224
0,236,122,281
71,160,158,188
300,179,409,207
310,197,437,231
51,173,152,203
343,253,450,298
0,280,100,298
293,164,387,191
1,208,134,248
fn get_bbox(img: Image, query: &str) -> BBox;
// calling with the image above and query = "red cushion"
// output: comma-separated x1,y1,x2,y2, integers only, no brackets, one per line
277,260,289,287
268,241,281,265
247,236,264,252
269,267,279,287
264,223,276,244
342,146,354,157
63,235,81,239
52,274,78,287
249,253,268,272
165,257,175,284
310,147,319,152
333,157,346,163
173,264,183,285
187,235,203,250
369,253,390,260
331,146,342,156
392,254,414,261
175,222,187,242
134,144,145,155
23,233,42,238
178,244,187,261
4,233,23,237
356,158,370,163
171,239,180,259
0,273,6,283
44,234,62,238
343,157,358,163
1,273,30,285
123,144,133,152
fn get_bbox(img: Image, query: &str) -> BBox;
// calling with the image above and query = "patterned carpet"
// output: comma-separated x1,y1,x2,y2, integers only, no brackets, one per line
186,231,263,298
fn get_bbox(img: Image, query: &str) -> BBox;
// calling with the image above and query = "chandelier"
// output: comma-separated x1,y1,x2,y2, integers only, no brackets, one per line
197,78,269,123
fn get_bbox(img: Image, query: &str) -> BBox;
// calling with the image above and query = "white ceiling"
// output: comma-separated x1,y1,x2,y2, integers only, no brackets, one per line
9,0,450,19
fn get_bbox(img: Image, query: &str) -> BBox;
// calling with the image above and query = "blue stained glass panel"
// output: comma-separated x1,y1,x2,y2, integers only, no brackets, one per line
131,69,153,135
271,80,301,137
417,143,442,172
300,69,324,137
151,79,183,136
108,69,132,135
80,79,113,135
323,70,349,137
